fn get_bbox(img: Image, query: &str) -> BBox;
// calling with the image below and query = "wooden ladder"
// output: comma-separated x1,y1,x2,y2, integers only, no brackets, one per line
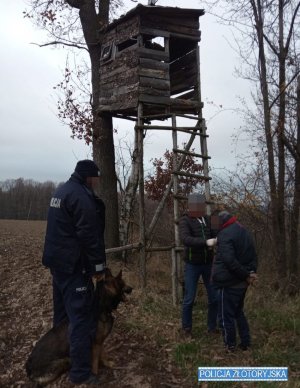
137,108,212,304
171,114,212,305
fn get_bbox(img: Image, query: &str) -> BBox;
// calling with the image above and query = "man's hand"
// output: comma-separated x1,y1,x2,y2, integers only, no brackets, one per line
246,272,258,285
206,238,217,247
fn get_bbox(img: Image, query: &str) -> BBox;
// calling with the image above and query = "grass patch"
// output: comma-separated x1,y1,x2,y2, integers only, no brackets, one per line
174,341,200,367
172,290,300,386
119,262,300,387
140,294,178,321
120,291,180,343
250,307,299,334
247,293,300,373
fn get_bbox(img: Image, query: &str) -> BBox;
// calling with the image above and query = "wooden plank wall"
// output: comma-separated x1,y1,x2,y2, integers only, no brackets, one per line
141,14,200,39
104,15,140,45
99,51,140,111
138,54,170,105
99,16,140,112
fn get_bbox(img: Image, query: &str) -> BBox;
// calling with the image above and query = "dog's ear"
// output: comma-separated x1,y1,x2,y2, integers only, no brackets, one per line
116,270,122,280
93,272,106,285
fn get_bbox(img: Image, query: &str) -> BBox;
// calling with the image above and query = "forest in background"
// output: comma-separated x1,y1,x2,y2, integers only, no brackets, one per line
0,178,59,220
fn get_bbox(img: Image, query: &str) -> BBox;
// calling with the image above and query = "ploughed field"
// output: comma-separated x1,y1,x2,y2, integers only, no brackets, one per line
0,220,189,388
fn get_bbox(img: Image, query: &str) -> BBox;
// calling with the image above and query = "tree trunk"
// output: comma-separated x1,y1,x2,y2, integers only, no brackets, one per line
78,0,120,249
253,1,281,277
289,76,300,287
275,0,287,278
90,48,119,249
93,113,120,249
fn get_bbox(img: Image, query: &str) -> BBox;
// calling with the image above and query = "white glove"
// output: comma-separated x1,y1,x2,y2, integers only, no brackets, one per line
206,238,217,247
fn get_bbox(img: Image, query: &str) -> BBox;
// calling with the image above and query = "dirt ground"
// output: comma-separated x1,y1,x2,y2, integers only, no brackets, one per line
0,220,192,388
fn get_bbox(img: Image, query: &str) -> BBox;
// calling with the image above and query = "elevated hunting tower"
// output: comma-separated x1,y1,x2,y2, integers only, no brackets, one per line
98,4,204,116
98,5,212,303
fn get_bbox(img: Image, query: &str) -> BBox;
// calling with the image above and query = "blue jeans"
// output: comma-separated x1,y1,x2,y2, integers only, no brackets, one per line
218,287,250,348
51,270,96,383
182,262,218,331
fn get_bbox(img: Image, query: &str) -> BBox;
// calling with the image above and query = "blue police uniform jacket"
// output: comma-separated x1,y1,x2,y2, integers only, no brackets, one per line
42,172,106,275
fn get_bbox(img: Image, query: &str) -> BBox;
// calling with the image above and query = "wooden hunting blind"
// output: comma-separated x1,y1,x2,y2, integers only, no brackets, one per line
98,4,205,117
100,4,213,304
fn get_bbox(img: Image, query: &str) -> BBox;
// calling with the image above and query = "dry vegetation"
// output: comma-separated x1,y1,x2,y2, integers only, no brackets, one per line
0,220,299,388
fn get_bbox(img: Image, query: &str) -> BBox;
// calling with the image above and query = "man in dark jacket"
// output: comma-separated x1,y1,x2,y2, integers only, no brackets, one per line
42,160,106,385
212,211,257,352
179,193,218,337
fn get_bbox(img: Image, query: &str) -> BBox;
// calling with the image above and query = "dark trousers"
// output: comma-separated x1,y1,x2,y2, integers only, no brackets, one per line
51,270,96,383
182,262,218,331
218,287,250,349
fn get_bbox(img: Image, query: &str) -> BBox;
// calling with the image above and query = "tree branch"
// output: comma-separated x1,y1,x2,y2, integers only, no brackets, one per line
65,0,84,9
30,41,88,51
117,175,124,193
269,69,300,110
263,32,279,56
282,133,298,160
285,1,300,53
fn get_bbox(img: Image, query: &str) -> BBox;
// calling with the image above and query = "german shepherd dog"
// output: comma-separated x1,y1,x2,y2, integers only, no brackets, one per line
25,268,132,385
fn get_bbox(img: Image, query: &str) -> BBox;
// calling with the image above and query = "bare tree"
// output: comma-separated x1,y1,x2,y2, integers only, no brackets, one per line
206,0,300,287
24,0,124,248
212,162,271,255
289,76,300,283
115,132,139,258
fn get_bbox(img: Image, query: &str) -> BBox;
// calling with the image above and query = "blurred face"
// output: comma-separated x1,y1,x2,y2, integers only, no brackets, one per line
86,176,100,190
188,201,206,217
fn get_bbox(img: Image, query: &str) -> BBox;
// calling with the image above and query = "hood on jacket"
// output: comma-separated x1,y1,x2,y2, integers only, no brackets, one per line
218,210,232,226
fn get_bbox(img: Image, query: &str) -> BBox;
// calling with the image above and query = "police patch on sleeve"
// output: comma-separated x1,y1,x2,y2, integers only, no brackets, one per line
50,197,61,208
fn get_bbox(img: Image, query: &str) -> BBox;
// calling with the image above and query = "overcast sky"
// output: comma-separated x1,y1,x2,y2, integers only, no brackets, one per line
0,0,252,183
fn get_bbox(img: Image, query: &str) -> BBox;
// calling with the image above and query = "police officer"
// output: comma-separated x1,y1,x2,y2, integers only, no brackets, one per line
42,159,106,385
